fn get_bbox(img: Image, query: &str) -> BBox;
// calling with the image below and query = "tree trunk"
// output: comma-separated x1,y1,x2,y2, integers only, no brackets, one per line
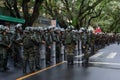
13,0,21,18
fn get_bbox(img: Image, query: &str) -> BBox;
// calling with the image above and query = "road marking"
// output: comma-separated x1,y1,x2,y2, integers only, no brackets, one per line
89,62,120,66
64,61,83,63
75,54,84,58
16,62,64,80
91,52,104,58
106,52,117,59
74,61,82,63
73,61,120,66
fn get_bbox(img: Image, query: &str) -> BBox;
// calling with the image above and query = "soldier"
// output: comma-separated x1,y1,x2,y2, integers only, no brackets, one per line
116,33,120,45
54,28,61,63
40,28,47,68
45,27,55,65
64,28,76,65
81,28,89,67
32,28,41,70
88,30,95,55
12,24,23,67
0,25,10,72
23,27,35,73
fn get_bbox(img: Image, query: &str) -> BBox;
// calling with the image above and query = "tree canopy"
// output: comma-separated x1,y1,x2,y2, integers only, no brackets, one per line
0,0,120,32
1,0,44,29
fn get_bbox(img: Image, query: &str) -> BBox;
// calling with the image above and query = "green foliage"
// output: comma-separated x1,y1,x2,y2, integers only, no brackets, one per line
96,0,120,32
1,0,120,32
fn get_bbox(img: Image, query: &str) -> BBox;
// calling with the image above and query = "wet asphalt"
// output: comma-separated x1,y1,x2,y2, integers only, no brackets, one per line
1,43,120,80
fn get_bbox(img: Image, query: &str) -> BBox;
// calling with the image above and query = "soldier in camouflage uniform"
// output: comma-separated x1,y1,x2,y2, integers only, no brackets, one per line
64,28,76,65
23,28,35,73
116,33,120,45
45,27,55,65
81,28,89,67
0,25,10,72
88,31,95,55
55,28,61,63
32,28,41,69
12,24,23,67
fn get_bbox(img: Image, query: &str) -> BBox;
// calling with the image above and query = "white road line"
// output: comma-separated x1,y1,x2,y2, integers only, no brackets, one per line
89,62,120,66
72,61,120,66
74,61,82,63
75,54,84,58
106,52,117,59
91,52,104,58
64,61,83,63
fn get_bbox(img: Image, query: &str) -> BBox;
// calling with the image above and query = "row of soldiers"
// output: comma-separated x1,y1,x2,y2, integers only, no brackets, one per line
0,24,119,73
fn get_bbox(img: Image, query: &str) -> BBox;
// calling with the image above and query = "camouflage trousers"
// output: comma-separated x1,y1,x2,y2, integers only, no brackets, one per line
65,44,75,55
65,44,75,65
23,48,35,73
56,43,61,63
0,48,8,71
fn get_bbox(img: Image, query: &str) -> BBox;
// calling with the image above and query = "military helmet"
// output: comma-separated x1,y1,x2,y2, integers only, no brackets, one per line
16,24,22,28
38,27,44,31
80,27,87,32
25,26,31,31
4,26,9,31
60,28,65,32
15,24,22,31
68,25,74,29
0,25,4,30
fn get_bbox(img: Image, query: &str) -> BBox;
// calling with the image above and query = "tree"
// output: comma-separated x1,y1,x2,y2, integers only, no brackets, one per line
43,0,104,29
3,0,44,29
96,0,120,32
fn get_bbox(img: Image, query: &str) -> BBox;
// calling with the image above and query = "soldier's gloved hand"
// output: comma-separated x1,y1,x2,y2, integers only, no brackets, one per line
83,46,85,48
48,46,51,49
8,45,11,48
42,41,46,44
19,43,23,45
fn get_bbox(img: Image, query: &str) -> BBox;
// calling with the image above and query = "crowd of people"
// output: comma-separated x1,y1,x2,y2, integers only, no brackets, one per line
0,24,120,73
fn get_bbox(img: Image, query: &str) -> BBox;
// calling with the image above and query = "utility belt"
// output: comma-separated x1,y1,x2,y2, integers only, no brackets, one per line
24,46,34,49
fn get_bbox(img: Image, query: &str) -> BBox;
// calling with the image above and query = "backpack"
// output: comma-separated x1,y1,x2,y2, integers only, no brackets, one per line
64,32,72,44
23,36,34,49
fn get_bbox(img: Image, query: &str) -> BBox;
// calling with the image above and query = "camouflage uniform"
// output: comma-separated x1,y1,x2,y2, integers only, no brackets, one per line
64,30,76,65
33,31,41,69
45,29,53,65
88,31,95,55
55,30,61,63
12,29,23,67
0,30,9,71
81,30,89,67
23,31,35,73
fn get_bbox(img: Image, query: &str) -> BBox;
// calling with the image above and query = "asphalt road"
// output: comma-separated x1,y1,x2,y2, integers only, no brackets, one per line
1,43,120,80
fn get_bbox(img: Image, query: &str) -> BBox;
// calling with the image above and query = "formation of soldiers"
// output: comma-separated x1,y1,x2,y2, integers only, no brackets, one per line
0,24,119,73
